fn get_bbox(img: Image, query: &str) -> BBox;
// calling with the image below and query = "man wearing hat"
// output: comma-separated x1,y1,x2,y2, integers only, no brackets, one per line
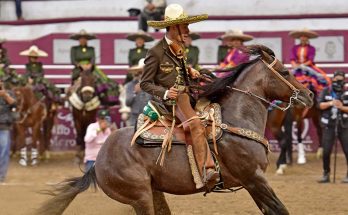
218,30,252,70
138,0,167,32
184,33,200,70
127,30,154,67
70,29,97,84
0,76,16,183
141,4,219,188
317,71,348,183
20,45,61,103
289,28,331,94
125,58,151,126
84,109,112,171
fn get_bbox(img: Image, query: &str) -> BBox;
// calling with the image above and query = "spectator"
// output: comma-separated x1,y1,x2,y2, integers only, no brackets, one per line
0,76,16,183
184,33,200,70
138,0,167,32
84,109,112,171
317,70,348,183
125,58,151,126
15,0,24,21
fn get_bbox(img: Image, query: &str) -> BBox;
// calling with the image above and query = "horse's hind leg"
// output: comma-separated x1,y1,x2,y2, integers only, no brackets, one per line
243,169,289,215
130,190,155,215
152,190,171,215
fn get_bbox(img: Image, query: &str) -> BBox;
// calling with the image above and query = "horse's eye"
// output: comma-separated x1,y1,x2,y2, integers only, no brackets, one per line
279,69,289,76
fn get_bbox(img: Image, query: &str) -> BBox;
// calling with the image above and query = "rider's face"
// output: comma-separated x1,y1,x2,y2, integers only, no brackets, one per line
231,39,243,48
79,37,88,46
169,24,190,43
300,36,309,45
135,38,145,47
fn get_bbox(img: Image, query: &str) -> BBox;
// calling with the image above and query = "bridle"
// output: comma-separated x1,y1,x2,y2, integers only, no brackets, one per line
229,57,305,111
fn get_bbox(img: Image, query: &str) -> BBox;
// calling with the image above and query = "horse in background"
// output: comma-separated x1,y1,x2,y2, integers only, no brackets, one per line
13,87,46,166
67,67,100,163
38,45,313,215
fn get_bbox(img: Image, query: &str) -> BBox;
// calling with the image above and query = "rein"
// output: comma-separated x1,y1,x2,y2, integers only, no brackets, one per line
229,58,304,111
17,96,46,124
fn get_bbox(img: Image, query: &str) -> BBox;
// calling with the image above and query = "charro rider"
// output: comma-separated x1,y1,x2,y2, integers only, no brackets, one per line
141,4,219,187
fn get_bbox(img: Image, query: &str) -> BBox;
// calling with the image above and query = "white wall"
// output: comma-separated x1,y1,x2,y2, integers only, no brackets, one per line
0,0,347,21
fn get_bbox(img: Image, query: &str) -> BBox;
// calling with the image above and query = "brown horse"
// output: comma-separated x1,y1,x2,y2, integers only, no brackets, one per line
13,87,46,166
38,45,313,215
68,68,99,162
267,97,322,169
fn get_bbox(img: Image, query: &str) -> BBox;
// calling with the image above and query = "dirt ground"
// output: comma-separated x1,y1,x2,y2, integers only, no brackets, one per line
0,152,348,215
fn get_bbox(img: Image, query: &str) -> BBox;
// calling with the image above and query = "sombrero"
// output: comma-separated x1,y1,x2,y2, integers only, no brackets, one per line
189,33,200,40
289,28,318,39
220,29,254,42
19,45,48,57
128,58,145,74
70,29,96,40
147,4,208,29
126,30,154,42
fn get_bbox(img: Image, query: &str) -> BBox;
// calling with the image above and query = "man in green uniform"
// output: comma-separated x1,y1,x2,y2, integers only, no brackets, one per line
127,30,154,66
70,29,96,84
0,39,10,76
184,32,200,69
19,45,61,103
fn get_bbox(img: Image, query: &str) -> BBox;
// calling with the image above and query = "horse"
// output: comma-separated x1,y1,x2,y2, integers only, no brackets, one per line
67,67,100,163
38,45,313,215
267,92,322,170
13,86,47,166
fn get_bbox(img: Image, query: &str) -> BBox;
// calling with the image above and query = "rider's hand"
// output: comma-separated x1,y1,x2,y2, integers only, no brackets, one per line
189,68,200,79
167,87,179,99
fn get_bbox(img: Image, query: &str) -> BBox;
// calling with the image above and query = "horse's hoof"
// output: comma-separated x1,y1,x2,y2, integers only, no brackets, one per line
276,164,287,175
31,159,39,166
19,158,27,167
297,157,306,164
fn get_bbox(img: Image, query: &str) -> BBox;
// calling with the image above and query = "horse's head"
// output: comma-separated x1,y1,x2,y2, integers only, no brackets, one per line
253,45,314,108
79,69,96,103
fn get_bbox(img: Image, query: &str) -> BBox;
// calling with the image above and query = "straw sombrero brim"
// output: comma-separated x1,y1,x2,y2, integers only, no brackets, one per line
127,66,143,73
147,14,208,29
289,30,318,39
189,33,200,40
221,34,254,42
126,33,154,42
69,34,96,40
19,49,48,57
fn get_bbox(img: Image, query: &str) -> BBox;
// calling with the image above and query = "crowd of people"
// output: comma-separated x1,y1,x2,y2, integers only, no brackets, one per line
0,3,347,187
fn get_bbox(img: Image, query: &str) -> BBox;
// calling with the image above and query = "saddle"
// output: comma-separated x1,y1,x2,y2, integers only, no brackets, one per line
134,101,223,147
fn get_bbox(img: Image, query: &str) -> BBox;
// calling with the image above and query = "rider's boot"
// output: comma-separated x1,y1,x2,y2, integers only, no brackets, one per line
189,119,220,188
19,147,28,167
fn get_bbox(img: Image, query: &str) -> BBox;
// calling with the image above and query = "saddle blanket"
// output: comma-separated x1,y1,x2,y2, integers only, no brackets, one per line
135,103,223,147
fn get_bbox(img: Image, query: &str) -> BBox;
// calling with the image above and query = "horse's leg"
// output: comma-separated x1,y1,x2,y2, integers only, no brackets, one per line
31,122,42,166
296,119,306,164
243,168,289,215
152,190,171,215
16,124,28,166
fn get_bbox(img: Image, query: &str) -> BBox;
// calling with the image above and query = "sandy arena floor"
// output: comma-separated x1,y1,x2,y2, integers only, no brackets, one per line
0,153,347,215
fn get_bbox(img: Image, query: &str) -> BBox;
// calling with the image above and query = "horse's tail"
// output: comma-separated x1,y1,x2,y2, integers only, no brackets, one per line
37,165,97,215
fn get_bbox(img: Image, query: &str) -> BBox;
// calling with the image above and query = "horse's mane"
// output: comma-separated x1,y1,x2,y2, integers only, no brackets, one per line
201,45,275,102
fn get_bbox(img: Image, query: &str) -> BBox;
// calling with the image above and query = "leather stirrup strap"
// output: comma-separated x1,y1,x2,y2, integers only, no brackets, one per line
130,119,157,146
208,108,218,155
177,115,202,128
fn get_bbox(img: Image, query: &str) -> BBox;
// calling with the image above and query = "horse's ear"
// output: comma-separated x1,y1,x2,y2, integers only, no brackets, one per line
260,50,273,64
